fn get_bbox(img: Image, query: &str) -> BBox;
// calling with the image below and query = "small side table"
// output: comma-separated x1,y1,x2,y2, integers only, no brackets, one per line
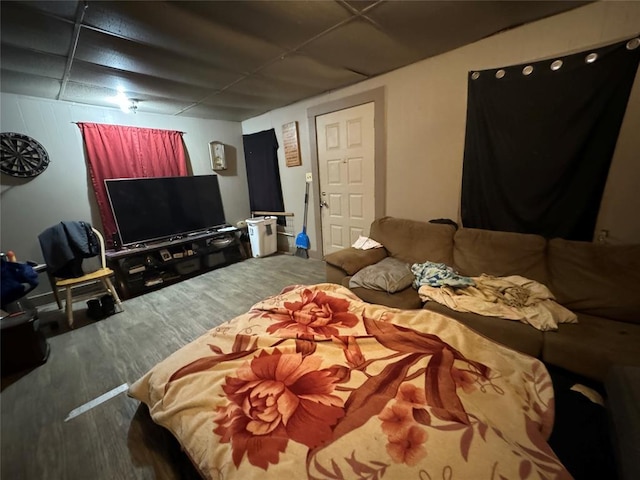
1,298,50,376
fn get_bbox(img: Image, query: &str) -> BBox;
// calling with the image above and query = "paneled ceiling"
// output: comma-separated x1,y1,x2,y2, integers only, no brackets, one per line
1,0,588,122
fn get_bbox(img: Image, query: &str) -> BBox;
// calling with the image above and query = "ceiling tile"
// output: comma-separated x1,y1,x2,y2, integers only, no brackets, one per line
8,0,80,21
68,61,214,103
364,1,482,56
127,98,202,117
0,45,67,79
62,81,196,115
259,54,367,91
225,74,323,103
366,1,590,57
200,90,284,111
299,17,423,76
1,3,74,56
75,28,244,90
342,1,380,13
60,80,134,109
0,0,590,122
170,1,353,50
0,70,61,98
65,62,211,102
479,1,590,23
177,103,262,122
83,1,285,73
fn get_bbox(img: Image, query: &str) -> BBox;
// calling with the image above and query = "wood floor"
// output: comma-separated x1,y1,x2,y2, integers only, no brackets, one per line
1,253,613,480
1,254,326,480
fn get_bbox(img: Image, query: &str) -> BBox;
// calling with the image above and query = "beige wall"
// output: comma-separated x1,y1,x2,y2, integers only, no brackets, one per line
0,94,251,298
242,1,640,249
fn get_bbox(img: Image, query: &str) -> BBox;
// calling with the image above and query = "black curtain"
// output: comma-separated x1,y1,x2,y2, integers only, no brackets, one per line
462,37,640,240
242,129,286,225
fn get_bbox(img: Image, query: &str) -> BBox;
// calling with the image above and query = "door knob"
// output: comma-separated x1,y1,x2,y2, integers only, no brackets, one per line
320,201,328,208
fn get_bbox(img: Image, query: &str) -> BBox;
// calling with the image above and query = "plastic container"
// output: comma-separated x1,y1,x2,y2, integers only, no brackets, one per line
175,258,201,275
246,216,277,258
204,251,225,268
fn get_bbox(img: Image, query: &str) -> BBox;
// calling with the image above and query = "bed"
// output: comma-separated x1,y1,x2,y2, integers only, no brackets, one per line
129,283,571,479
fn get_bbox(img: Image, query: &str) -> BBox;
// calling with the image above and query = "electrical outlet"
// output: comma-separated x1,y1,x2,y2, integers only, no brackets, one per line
305,172,313,183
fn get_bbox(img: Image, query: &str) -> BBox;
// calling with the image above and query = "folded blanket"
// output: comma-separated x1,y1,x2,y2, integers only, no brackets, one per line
419,274,577,331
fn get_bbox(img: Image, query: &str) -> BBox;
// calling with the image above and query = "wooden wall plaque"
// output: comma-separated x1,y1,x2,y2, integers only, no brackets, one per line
282,121,301,167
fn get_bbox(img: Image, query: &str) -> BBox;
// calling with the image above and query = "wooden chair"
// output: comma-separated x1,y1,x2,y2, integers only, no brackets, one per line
50,227,123,328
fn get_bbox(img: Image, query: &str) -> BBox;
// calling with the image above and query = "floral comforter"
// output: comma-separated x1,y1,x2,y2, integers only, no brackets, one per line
129,283,571,480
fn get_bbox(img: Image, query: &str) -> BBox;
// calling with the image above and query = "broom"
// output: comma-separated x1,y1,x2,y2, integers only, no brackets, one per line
295,182,310,258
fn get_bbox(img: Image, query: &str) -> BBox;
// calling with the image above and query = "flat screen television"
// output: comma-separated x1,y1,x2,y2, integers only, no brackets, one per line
105,175,227,246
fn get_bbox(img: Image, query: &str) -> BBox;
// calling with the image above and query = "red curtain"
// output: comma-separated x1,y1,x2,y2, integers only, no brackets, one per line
77,123,188,243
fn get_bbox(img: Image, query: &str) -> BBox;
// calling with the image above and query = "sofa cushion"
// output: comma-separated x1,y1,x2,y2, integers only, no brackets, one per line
348,283,423,310
542,313,640,382
349,257,413,293
453,228,549,285
324,246,388,276
547,238,640,323
326,263,348,285
422,301,544,358
370,217,455,265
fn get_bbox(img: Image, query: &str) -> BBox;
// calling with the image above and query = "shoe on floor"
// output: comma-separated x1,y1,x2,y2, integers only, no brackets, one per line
100,294,116,317
86,299,104,320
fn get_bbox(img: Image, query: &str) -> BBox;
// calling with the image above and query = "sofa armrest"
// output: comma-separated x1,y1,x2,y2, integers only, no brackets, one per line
325,247,388,276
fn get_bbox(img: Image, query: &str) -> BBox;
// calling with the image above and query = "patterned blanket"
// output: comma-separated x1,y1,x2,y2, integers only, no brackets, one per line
129,283,571,480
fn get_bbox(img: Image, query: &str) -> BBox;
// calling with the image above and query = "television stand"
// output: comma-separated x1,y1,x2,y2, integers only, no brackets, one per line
105,230,244,300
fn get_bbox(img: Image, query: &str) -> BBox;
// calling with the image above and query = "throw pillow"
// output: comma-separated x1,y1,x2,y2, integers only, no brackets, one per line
349,257,413,293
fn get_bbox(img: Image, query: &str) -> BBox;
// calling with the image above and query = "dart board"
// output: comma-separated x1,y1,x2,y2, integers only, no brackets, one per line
0,132,50,178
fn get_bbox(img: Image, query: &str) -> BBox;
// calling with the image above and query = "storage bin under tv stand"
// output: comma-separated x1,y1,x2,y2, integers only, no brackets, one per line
105,230,244,300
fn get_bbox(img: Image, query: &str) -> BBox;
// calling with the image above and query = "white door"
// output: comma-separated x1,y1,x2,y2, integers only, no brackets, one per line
316,102,375,255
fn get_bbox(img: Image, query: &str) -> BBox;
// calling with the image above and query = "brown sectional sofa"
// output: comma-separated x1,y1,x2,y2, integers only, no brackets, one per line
325,216,640,382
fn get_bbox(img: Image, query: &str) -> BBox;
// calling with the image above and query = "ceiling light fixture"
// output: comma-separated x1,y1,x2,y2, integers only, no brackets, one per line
107,90,138,113
128,99,139,114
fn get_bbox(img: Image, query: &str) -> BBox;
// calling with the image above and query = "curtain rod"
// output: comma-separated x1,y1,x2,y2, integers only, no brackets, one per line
70,122,186,134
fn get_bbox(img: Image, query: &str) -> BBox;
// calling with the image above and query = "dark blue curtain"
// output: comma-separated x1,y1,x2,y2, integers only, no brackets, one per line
242,129,286,225
462,37,640,240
